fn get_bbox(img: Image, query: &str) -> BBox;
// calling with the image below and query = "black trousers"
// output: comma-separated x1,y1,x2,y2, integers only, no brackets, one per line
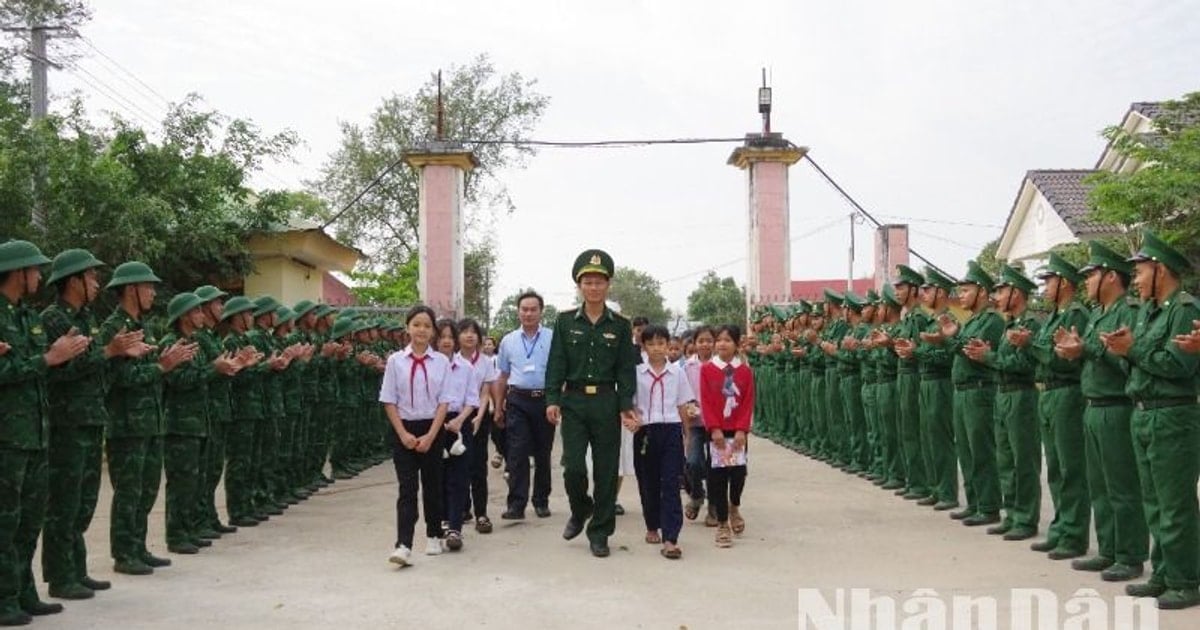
390,420,443,549
465,410,494,518
633,423,685,544
707,431,747,523
504,393,554,512
440,419,472,533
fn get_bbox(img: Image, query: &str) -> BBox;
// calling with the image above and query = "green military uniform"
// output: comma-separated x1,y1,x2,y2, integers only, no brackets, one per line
221,296,266,526
274,306,304,503
160,293,210,554
807,304,829,459
836,292,869,472
40,249,111,598
875,286,904,489
1121,231,1200,608
329,316,362,480
546,249,637,556
248,297,287,513
192,285,236,537
947,262,1004,525
914,267,958,509
1070,242,1146,579
858,291,882,479
309,305,339,486
290,300,320,493
0,241,57,624
791,303,814,450
821,290,849,466
100,261,170,574
982,265,1042,539
893,265,930,499
1029,254,1091,556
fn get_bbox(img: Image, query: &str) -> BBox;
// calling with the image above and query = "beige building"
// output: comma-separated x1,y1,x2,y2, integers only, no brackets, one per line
242,219,362,305
996,102,1160,264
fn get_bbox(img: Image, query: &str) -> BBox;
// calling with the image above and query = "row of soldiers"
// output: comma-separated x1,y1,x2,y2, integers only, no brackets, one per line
747,230,1200,611
0,240,399,626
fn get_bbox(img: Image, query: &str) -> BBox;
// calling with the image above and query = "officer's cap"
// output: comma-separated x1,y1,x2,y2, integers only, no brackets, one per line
994,264,1037,295
893,264,925,287
1127,229,1192,276
572,249,614,282
1079,241,1133,276
957,260,995,292
1034,252,1083,285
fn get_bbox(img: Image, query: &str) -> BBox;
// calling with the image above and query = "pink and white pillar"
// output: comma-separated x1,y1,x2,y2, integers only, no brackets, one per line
728,135,806,308
404,144,479,316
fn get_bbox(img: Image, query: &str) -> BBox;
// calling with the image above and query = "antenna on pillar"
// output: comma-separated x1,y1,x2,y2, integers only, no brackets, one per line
757,68,772,135
435,70,444,141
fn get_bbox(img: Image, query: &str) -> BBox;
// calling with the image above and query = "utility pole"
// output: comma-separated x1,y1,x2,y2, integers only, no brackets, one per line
847,212,856,292
3,24,70,230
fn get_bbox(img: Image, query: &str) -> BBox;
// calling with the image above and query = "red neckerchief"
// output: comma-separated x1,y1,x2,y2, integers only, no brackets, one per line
409,352,430,407
648,367,668,421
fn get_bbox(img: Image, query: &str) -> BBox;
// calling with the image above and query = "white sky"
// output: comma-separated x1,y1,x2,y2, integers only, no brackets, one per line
42,0,1200,313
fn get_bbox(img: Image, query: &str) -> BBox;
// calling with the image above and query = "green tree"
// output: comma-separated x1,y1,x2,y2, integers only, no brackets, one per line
607,266,668,323
975,238,1003,276
1087,92,1200,264
490,289,558,337
348,258,419,307
308,54,548,309
686,271,746,326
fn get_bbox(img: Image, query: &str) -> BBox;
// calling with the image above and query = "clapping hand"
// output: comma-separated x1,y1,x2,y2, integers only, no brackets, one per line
1100,326,1133,356
963,338,991,362
1006,327,1032,348
1054,326,1084,361
937,313,960,339
44,327,91,367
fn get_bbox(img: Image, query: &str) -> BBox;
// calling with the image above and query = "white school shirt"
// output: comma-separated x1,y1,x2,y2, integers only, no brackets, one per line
684,355,707,423
443,352,480,413
635,361,696,425
464,349,497,386
379,346,451,420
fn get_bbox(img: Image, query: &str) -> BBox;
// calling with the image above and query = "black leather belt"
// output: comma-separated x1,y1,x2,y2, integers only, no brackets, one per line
1133,397,1198,411
507,387,545,398
564,382,615,395
1087,397,1132,408
1036,380,1079,392
998,383,1034,393
955,380,992,391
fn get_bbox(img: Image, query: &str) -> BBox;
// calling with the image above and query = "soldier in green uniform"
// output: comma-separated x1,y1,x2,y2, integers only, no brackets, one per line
0,240,91,625
193,285,242,538
308,305,339,487
890,265,930,500
546,249,638,558
101,261,196,575
40,249,137,599
907,267,958,510
935,261,1004,526
1100,231,1200,609
818,290,849,467
871,286,905,489
857,291,881,480
273,306,303,504
249,296,288,514
836,292,869,473
161,292,231,554
964,265,1041,541
789,303,814,451
1020,253,1091,559
1053,241,1146,581
220,296,268,527
804,304,828,460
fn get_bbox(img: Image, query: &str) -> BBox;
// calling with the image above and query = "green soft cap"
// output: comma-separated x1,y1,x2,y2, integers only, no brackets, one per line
1080,241,1133,276
894,264,925,287
995,264,1037,294
1035,252,1083,285
0,240,52,274
106,261,161,289
167,292,204,326
1127,229,1192,276
46,248,105,285
958,260,995,291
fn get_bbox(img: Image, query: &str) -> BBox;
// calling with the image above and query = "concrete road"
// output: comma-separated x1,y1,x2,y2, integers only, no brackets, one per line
31,437,1196,629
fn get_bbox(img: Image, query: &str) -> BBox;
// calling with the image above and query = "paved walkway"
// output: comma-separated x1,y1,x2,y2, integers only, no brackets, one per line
32,437,1196,629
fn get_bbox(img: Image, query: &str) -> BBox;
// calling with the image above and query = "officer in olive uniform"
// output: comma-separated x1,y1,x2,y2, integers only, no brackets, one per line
938,261,1004,526
220,296,267,527
873,286,905,490
891,265,930,500
910,267,958,510
101,261,195,575
249,296,287,514
546,249,638,558
41,249,130,599
309,304,339,487
0,240,90,625
1101,231,1200,609
1024,253,1091,559
965,264,1041,542
836,292,869,473
292,300,322,494
1053,241,1147,582
819,290,849,467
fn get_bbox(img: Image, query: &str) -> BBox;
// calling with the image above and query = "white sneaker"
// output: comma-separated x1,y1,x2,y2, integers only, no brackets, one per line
426,538,444,556
389,546,411,566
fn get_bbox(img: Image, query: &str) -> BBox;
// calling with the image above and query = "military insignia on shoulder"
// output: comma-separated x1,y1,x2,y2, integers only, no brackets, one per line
31,326,42,335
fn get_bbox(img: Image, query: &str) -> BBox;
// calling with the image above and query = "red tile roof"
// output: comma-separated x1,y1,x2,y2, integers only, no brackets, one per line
323,272,356,306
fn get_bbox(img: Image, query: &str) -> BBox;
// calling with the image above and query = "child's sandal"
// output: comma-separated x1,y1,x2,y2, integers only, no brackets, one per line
684,500,700,521
645,531,662,544
661,546,682,560
715,524,733,548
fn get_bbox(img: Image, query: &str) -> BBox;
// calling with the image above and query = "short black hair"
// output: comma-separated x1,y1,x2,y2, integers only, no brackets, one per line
632,316,650,327
516,290,544,310
457,317,484,341
639,324,670,345
713,324,742,343
405,304,436,326
435,317,459,352
691,325,714,341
